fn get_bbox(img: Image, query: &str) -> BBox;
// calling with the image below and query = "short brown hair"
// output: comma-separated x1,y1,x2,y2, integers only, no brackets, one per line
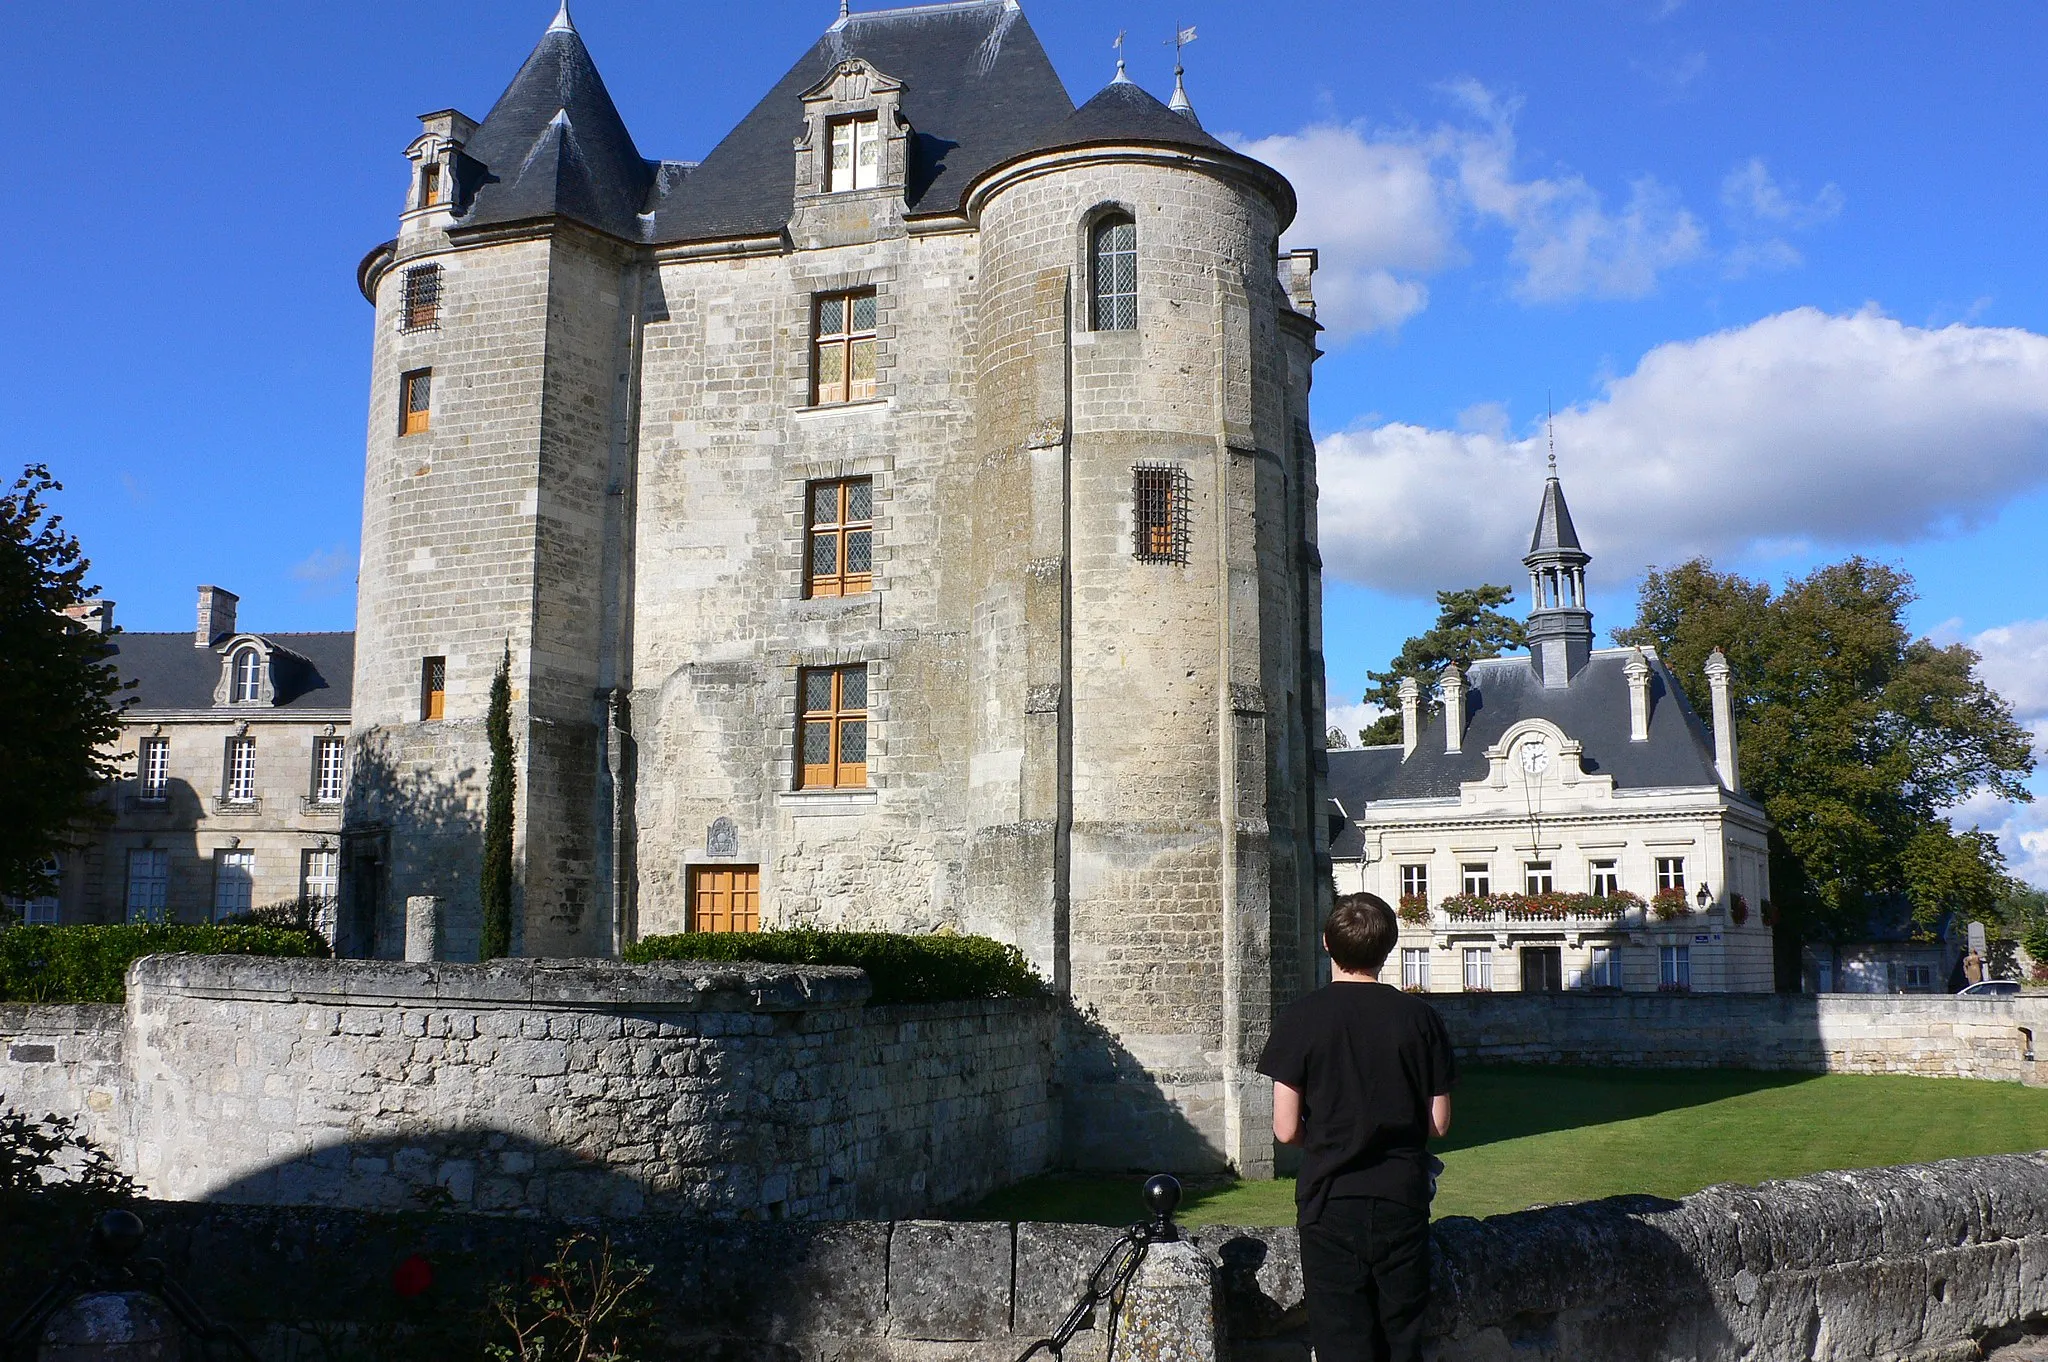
1324,893,1399,973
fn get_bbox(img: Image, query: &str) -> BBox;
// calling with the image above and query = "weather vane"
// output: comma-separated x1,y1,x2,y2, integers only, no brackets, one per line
1546,390,1557,475
1166,22,1198,74
1113,29,1128,79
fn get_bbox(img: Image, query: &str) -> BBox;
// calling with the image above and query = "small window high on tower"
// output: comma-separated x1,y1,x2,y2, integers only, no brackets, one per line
1091,213,1137,331
1132,464,1189,563
418,161,443,208
400,369,432,435
401,265,442,333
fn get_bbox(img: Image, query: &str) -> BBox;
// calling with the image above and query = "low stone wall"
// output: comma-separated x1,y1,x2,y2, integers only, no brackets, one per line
6,1152,2045,1361
0,1003,126,1159
1429,992,2048,1085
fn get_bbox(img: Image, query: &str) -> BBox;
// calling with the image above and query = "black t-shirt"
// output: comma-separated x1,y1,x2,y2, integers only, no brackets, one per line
1256,981,1457,1224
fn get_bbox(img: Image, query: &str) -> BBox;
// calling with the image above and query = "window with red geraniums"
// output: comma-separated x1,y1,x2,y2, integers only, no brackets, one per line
1651,887,1690,921
1729,892,1750,925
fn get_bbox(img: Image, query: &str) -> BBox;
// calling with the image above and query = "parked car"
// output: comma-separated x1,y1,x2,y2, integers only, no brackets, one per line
1955,980,2022,997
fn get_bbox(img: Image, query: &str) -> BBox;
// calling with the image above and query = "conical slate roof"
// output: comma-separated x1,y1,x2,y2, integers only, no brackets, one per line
457,6,653,239
1022,76,1231,160
1526,476,1585,558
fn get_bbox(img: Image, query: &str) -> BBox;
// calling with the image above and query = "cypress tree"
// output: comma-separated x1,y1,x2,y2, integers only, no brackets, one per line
479,644,515,959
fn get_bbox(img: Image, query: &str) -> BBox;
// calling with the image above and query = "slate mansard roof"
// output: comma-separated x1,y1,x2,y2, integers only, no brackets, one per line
108,633,355,715
1326,648,1732,842
451,0,1267,247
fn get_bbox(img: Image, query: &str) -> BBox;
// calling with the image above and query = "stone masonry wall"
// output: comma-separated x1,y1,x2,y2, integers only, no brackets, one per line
0,1003,126,1161
1429,992,2048,1086
114,955,1054,1221
6,1153,2045,1361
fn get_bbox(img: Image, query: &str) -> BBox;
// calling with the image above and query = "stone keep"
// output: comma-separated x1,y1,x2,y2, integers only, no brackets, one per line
345,0,1327,1173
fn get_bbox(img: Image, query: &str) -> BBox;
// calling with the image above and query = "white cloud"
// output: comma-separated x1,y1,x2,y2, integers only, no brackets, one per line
292,545,356,595
1325,700,1386,745
1963,618,2048,751
1948,789,2048,889
1718,158,1842,278
1316,306,2048,595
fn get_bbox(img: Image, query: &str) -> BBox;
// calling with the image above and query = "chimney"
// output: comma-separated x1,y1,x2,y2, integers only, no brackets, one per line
1279,249,1319,319
1624,648,1651,742
1441,663,1466,754
62,599,114,634
1704,648,1739,790
196,585,239,648
1398,676,1420,759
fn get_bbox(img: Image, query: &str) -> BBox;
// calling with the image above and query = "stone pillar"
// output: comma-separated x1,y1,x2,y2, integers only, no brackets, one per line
37,1292,182,1361
1624,648,1652,742
1704,648,1738,789
404,895,441,962
1399,676,1420,759
1112,1240,1220,1362
1441,663,1465,755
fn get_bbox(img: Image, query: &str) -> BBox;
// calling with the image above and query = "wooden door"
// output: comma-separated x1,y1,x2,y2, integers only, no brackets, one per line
1521,946,1563,992
689,865,760,934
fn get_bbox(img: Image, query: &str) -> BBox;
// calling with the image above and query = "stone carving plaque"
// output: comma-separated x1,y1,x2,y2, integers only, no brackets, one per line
707,817,739,859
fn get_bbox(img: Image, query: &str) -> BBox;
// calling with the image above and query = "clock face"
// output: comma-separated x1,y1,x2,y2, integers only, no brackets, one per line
1520,741,1551,774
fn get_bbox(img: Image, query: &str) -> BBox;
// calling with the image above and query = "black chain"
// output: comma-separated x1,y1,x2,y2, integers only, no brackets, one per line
1013,1217,1168,1362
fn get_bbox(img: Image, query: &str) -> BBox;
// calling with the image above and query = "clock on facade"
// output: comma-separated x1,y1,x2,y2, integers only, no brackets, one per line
1520,739,1551,775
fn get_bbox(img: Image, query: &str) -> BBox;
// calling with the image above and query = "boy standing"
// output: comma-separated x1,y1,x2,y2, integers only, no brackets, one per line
1257,893,1456,1362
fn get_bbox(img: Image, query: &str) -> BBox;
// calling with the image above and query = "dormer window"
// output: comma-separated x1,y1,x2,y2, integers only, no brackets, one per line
828,116,880,192
231,647,263,703
419,161,443,208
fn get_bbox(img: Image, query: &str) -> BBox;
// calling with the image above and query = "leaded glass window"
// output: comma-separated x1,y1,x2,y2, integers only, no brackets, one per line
1091,213,1137,331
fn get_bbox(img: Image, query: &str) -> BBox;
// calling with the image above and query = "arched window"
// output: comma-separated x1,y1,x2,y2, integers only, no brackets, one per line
232,647,263,703
1090,213,1137,331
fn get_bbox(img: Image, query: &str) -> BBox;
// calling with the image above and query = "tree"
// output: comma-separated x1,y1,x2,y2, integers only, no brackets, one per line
1616,556,2035,984
1326,727,1352,750
478,645,516,959
1358,586,1527,745
0,467,128,898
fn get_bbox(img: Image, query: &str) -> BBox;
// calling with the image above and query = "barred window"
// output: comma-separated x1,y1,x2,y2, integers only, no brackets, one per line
139,737,170,801
1133,463,1189,563
225,737,257,805
400,368,432,435
401,264,442,333
827,115,881,192
806,477,873,598
813,292,877,405
1091,213,1137,330
420,657,446,722
798,664,868,789
313,737,346,805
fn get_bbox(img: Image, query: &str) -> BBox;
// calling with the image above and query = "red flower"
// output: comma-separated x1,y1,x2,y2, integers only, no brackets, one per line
392,1254,434,1298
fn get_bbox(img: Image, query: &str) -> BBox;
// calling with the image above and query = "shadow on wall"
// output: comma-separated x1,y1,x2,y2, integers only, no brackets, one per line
1060,1003,1228,1174
341,732,483,962
93,778,203,925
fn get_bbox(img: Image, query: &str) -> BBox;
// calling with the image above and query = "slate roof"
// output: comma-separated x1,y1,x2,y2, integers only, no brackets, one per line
1326,649,1729,827
107,633,354,715
1528,475,1584,556
1018,75,1233,161
456,9,654,240
646,0,1078,243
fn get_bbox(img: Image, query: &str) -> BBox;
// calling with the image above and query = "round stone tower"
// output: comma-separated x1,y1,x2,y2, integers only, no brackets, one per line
961,71,1320,1175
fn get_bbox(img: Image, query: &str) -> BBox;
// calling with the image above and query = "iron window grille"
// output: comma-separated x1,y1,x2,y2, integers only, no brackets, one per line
1091,213,1137,330
1133,463,1189,563
797,664,868,789
813,291,878,405
400,369,432,435
420,657,446,721
400,264,442,333
806,477,874,597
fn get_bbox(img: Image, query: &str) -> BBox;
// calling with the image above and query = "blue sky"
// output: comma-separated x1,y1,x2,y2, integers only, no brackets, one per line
7,2,2048,874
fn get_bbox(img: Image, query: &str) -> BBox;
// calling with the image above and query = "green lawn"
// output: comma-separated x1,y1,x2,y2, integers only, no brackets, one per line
964,1067,2048,1227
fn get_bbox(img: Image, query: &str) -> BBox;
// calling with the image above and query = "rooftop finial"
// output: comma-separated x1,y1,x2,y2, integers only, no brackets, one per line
1166,24,1198,118
839,0,851,18
1546,391,1557,476
1112,30,1130,83
548,0,575,34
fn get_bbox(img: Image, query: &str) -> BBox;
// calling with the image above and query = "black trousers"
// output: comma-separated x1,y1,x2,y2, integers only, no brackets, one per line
1299,1195,1431,1362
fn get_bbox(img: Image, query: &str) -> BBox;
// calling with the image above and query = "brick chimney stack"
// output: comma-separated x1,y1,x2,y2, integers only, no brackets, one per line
62,599,114,634
196,585,239,648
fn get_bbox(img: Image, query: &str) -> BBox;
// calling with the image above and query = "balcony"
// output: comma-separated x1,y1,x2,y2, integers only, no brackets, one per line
300,796,345,816
205,796,263,817
1401,892,1712,945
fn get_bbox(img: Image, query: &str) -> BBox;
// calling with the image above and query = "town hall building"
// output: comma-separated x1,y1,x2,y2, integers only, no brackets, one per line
1328,471,1776,994
341,0,1328,1173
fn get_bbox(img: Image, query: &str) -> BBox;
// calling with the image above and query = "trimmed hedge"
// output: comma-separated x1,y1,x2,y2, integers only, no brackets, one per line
0,924,330,1004
623,930,1042,1005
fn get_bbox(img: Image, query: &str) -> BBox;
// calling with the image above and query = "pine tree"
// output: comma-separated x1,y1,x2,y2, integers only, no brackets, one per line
479,644,516,959
1357,585,1527,745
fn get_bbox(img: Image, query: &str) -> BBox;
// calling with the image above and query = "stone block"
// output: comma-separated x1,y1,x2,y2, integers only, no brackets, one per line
886,1222,1013,1341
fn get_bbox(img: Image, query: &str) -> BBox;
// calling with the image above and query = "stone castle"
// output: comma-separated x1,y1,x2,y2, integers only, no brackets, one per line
342,0,1326,1172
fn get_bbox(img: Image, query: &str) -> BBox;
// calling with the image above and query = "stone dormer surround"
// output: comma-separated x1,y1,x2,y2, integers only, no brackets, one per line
211,635,280,708
788,59,912,249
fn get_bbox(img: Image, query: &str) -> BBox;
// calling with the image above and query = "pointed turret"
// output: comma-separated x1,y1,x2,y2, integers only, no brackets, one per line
1021,76,1232,160
1168,64,1200,126
457,5,652,239
1523,468,1594,688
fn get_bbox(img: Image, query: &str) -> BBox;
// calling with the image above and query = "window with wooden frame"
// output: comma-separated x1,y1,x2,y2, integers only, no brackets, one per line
1524,861,1554,894
231,647,263,703
1589,859,1620,897
827,115,881,192
1655,856,1686,892
420,656,446,721
797,664,868,789
400,368,432,435
1090,212,1137,330
138,737,170,802
224,737,257,805
1461,863,1491,897
213,849,256,919
400,264,442,333
688,865,761,933
313,737,346,806
1398,864,1428,900
812,291,877,405
418,161,443,208
806,477,874,597
1132,463,1189,563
